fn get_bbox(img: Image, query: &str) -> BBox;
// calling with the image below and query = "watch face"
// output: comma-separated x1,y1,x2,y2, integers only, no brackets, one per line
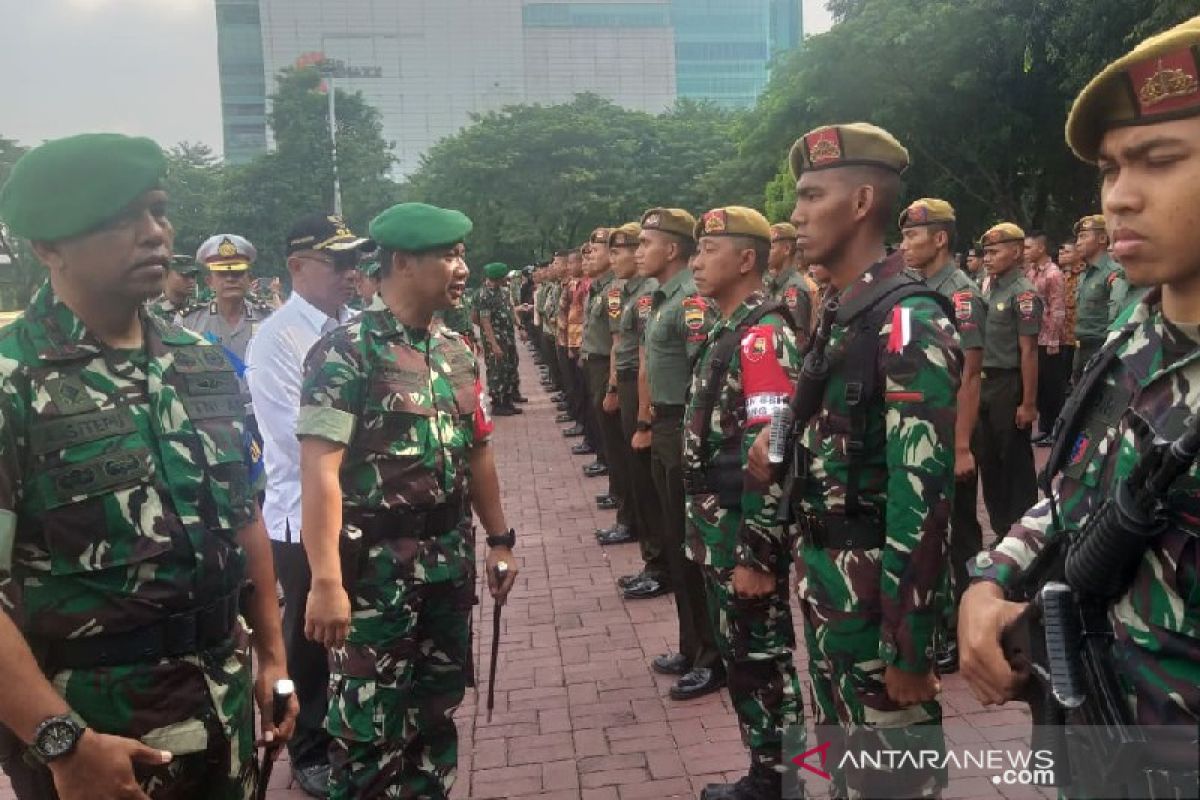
38,719,79,758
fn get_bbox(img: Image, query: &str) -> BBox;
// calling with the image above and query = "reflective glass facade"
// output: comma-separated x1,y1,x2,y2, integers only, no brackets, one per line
215,0,268,164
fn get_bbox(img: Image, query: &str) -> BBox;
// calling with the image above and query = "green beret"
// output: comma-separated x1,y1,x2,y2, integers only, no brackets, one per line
0,133,167,242
981,222,1026,246
368,202,472,252
169,254,200,276
769,222,797,242
789,122,910,178
695,206,772,241
1066,15,1200,162
1073,214,1107,235
640,208,696,241
483,262,510,280
899,198,956,229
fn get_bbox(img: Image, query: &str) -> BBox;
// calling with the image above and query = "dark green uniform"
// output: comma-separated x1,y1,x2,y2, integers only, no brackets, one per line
298,305,490,800
615,276,666,579
923,261,986,620
1072,252,1129,381
644,268,720,673
683,292,803,777
582,271,630,525
0,284,261,798
145,293,198,324
978,267,1042,538
762,265,815,341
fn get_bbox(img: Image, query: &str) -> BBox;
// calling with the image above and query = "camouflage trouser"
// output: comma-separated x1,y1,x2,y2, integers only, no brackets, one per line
483,339,518,405
799,600,946,799
326,577,473,800
702,564,804,774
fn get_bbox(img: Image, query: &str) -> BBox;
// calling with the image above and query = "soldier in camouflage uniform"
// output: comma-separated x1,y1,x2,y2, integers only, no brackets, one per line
686,207,804,800
960,17,1200,797
751,124,962,798
763,221,816,339
145,254,200,323
299,202,517,800
476,262,521,415
0,133,295,800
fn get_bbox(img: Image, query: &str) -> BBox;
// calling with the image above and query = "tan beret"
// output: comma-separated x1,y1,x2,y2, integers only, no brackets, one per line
641,207,697,241
789,122,910,178
981,222,1026,246
1073,214,1107,235
694,206,772,242
608,222,642,247
1066,15,1200,162
899,198,956,229
590,227,612,244
770,222,797,241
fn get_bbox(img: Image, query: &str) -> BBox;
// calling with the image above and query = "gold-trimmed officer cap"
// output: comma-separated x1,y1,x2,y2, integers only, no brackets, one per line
980,222,1026,247
770,222,797,242
589,227,613,244
608,222,642,247
789,122,910,178
1073,214,1107,235
368,202,473,253
0,133,167,242
694,207,772,242
287,212,373,255
899,198,956,229
197,234,256,272
1066,15,1200,162
640,208,697,241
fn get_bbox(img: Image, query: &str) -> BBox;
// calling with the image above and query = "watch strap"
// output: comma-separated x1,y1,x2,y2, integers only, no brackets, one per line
485,529,516,548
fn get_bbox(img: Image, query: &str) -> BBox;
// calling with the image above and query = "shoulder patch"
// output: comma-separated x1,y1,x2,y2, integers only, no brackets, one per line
1106,270,1120,287
607,285,622,319
683,296,706,331
1017,290,1037,318
952,289,973,322
636,294,653,319
784,286,799,308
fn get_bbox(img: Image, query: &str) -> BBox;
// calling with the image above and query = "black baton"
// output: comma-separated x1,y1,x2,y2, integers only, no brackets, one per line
486,561,509,723
255,678,294,800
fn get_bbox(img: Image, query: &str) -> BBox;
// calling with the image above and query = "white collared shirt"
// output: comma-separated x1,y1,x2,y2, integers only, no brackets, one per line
247,293,350,543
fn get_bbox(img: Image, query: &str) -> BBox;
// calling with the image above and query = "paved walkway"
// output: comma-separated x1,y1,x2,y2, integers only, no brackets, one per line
1,346,1051,800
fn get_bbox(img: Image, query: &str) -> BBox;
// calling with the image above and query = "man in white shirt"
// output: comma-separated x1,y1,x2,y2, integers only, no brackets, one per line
247,212,373,798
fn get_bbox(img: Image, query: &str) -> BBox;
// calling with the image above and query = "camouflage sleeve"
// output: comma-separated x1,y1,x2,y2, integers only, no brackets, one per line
0,385,23,615
682,295,717,362
477,289,493,323
966,496,1058,589
1107,268,1130,324
736,319,800,570
878,297,961,672
297,327,366,446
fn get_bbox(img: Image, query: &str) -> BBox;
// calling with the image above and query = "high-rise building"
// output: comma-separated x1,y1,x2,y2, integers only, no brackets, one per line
216,0,802,172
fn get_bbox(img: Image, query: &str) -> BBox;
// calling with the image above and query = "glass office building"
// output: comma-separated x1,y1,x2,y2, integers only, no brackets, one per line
216,0,802,172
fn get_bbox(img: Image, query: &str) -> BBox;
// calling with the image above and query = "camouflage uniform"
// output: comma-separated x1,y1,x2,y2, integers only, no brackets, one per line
970,288,1200,724
683,292,804,776
0,284,260,799
298,304,491,800
476,283,519,406
145,293,197,324
794,255,961,798
763,265,816,340
181,298,274,377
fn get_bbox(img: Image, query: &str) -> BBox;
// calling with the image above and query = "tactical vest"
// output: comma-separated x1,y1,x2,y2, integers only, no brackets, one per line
20,323,250,638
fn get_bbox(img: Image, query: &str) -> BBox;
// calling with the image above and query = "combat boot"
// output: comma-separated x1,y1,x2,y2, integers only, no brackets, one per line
699,762,785,800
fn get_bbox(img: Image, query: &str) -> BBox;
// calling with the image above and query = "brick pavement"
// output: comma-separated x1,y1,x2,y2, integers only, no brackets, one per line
0,346,1052,800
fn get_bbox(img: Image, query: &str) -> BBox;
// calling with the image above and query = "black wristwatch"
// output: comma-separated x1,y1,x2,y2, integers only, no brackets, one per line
606,385,618,394
485,528,516,549
30,714,85,764
635,420,652,432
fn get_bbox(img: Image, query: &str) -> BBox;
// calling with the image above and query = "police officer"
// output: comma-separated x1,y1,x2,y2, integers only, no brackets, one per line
763,221,816,337
750,123,962,798
146,254,199,321
477,262,522,415
300,202,518,800
608,222,671,598
635,208,724,700
899,198,987,673
977,223,1042,539
1072,214,1130,382
0,132,296,799
960,17,1200,798
688,207,804,799
183,234,274,378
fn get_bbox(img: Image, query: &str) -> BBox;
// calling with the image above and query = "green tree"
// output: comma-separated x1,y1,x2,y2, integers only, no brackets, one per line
164,142,223,259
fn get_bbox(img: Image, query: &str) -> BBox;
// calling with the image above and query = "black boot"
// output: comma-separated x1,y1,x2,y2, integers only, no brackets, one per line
699,762,784,800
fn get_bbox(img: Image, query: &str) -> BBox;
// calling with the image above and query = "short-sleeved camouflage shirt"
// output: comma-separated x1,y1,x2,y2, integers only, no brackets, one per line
298,307,493,582
982,267,1042,369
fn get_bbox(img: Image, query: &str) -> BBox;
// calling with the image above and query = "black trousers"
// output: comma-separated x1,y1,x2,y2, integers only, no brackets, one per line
586,355,629,519
271,536,332,769
541,331,562,389
1036,345,1069,437
619,375,669,580
975,369,1037,540
650,406,720,671
948,472,982,631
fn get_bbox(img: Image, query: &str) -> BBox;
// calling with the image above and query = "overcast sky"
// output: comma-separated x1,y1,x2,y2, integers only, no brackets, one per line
1,0,835,156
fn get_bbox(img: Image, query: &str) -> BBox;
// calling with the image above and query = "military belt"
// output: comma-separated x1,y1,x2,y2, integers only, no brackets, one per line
616,369,639,382
346,497,465,543
797,511,885,549
980,367,1019,380
30,588,243,673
